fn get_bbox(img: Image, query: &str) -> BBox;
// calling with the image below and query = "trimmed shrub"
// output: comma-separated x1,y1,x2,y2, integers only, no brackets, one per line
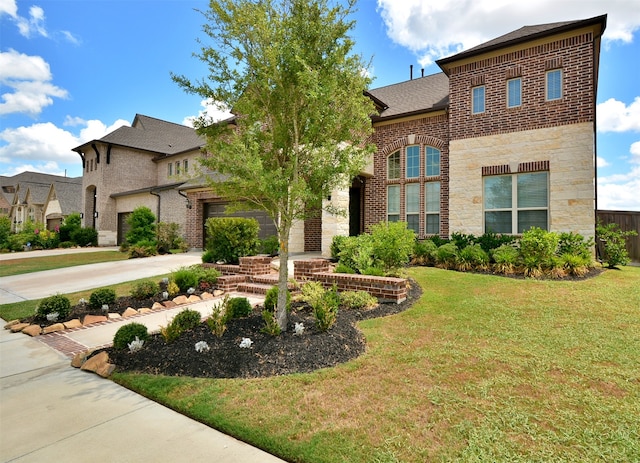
126,206,157,246
128,239,158,258
340,290,377,310
71,227,98,247
113,322,149,350
434,243,459,269
519,227,559,270
492,244,520,274
167,280,180,297
476,232,516,254
36,294,71,319
59,213,81,243
450,232,476,250
172,266,199,292
412,239,437,266
89,288,116,309
59,241,75,248
227,297,252,318
202,249,215,263
338,235,374,273
370,221,415,272
264,285,291,312
456,244,490,272
334,263,355,274
361,266,385,276
130,280,160,299
557,232,593,260
205,217,259,264
301,281,325,308
172,309,202,332
260,235,279,256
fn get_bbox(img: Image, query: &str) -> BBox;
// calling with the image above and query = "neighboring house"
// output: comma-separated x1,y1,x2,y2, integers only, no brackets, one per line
0,172,82,232
74,15,606,252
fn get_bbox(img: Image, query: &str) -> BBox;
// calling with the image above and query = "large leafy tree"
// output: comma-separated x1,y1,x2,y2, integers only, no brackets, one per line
173,0,375,331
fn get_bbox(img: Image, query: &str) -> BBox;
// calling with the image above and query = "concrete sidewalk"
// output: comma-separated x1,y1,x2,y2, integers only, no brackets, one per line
0,318,286,463
1,248,288,462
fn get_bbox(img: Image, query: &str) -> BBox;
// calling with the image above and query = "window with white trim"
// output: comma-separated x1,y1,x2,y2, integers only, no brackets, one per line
425,181,440,235
168,163,173,177
426,146,440,177
406,145,420,178
507,78,521,108
183,159,189,172
175,161,181,175
546,69,562,101
387,185,400,222
484,171,548,234
472,85,485,114
387,151,400,180
406,183,419,233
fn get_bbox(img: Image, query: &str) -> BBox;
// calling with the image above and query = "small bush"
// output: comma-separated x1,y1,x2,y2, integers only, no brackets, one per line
519,227,559,269
207,296,229,337
71,227,98,247
172,309,202,332
301,281,325,308
156,222,186,253
412,240,437,266
59,241,75,249
340,291,377,310
260,235,280,256
450,232,476,250
128,239,158,258
334,263,355,274
89,288,116,309
264,286,291,312
476,232,516,253
205,217,259,264
361,266,385,276
59,213,81,242
561,253,592,277
126,206,157,246
113,323,149,350
167,280,180,297
370,221,415,272
596,221,637,268
261,309,281,336
434,243,459,269
227,297,252,318
330,235,349,260
160,322,182,343
456,244,490,272
172,266,199,292
131,280,160,299
202,250,215,263
36,294,71,319
313,285,340,332
492,244,520,274
338,235,374,273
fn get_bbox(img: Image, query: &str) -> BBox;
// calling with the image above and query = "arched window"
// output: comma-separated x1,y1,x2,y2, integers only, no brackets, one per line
387,151,400,179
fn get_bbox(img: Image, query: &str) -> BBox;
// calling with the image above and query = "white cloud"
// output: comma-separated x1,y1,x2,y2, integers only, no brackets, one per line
16,5,47,38
597,97,640,133
0,49,68,116
376,0,640,67
182,99,233,127
1,161,68,178
0,0,18,18
0,118,130,169
598,141,640,211
597,156,610,168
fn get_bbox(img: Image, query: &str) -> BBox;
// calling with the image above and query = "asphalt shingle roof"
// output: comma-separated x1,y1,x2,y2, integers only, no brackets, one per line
94,114,205,155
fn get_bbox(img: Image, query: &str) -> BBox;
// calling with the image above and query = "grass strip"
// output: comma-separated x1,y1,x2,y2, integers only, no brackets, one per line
0,251,128,277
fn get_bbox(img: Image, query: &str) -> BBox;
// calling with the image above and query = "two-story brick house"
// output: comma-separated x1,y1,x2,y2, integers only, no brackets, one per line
74,14,606,251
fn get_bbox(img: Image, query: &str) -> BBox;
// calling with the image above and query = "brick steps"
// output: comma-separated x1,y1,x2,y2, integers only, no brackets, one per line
237,282,275,295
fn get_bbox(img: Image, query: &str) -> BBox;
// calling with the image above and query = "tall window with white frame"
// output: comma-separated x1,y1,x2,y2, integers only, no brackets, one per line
472,85,485,114
546,69,562,101
405,183,419,233
183,159,189,172
387,150,401,223
507,78,521,108
168,162,173,177
484,171,549,234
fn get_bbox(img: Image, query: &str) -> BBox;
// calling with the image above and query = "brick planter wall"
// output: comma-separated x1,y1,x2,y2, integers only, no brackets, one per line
294,258,332,280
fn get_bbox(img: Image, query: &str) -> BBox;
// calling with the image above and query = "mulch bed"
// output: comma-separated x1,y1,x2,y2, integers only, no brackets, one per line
105,280,423,379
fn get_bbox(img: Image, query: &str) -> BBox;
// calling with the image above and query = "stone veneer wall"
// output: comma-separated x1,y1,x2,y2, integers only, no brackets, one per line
448,123,595,239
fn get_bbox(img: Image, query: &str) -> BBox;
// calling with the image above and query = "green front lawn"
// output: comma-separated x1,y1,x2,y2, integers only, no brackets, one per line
0,251,128,277
114,266,640,462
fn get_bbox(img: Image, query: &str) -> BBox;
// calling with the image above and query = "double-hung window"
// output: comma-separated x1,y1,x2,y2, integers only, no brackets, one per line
387,185,400,222
507,78,521,108
484,171,549,234
406,183,420,233
546,69,562,101
425,181,440,235
472,85,485,114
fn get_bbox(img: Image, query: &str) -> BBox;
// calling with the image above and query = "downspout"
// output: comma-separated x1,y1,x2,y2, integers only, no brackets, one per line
150,189,161,223
178,189,192,209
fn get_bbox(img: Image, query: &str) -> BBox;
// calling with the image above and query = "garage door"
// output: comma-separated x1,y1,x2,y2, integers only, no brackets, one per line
204,202,277,242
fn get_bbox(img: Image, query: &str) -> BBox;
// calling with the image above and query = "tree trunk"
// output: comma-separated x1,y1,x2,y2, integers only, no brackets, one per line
276,233,289,332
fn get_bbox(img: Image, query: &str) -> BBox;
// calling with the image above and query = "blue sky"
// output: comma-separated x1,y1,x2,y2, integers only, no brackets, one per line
1,0,639,210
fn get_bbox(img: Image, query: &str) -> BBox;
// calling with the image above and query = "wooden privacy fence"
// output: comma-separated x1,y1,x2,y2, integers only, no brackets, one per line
597,210,640,263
